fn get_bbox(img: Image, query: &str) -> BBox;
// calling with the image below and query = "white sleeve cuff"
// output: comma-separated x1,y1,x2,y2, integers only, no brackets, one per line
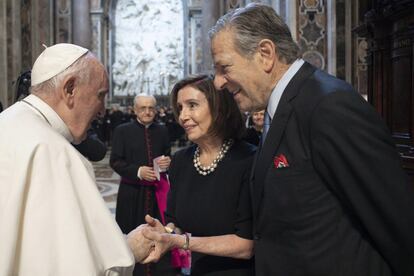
137,167,143,180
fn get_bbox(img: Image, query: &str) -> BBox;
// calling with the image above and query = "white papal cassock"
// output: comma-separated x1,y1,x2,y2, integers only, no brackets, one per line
0,94,135,275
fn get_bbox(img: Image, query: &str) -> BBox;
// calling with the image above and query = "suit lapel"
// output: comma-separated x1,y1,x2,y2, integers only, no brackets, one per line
252,101,292,218
251,62,316,220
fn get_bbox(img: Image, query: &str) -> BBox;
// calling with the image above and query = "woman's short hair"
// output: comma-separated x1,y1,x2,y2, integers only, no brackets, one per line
170,75,245,140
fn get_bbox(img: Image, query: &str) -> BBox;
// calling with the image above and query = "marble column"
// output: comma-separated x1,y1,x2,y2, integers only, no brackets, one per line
0,0,22,108
0,0,7,108
72,0,91,49
31,0,53,58
201,0,221,73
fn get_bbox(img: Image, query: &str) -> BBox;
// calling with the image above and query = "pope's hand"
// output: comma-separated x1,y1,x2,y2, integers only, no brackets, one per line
126,224,154,263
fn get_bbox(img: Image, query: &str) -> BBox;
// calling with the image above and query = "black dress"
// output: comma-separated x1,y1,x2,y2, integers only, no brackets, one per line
110,120,174,276
166,140,256,276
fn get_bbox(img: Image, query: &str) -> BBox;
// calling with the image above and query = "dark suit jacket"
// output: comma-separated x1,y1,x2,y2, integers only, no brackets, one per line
251,62,414,276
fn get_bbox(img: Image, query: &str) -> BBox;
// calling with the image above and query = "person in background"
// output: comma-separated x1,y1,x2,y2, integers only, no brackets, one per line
110,105,125,131
14,70,31,102
73,126,107,162
137,75,256,276
156,106,168,125
210,3,414,275
243,110,264,146
0,43,153,275
110,93,174,276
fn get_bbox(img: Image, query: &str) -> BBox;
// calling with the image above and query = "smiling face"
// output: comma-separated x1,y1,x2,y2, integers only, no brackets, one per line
252,110,265,129
211,29,269,112
176,85,212,144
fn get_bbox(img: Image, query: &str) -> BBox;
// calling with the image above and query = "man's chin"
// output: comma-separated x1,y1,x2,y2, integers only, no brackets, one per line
72,133,87,145
236,101,252,113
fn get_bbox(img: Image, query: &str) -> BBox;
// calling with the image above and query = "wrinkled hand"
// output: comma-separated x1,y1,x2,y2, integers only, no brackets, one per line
126,224,154,263
139,166,156,181
156,156,171,171
140,215,177,264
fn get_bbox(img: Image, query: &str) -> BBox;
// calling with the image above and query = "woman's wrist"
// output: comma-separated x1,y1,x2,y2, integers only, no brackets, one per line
181,232,190,250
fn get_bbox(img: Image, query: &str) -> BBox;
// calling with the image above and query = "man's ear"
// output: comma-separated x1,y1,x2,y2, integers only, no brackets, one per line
257,39,276,73
62,77,76,107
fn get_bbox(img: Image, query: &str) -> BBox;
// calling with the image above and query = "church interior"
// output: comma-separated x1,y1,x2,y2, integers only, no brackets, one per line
2,1,414,275
1,0,414,203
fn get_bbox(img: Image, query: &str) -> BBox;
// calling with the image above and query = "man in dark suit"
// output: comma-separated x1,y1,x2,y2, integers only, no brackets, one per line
210,3,414,276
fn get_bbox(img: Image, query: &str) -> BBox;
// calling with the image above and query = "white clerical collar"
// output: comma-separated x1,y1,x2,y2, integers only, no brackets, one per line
267,59,305,120
136,118,153,128
22,94,74,142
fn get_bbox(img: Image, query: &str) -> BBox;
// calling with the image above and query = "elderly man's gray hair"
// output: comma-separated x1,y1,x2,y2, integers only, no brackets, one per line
209,2,301,64
134,93,156,106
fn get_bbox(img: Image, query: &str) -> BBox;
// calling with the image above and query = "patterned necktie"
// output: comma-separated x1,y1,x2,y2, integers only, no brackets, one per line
261,111,271,145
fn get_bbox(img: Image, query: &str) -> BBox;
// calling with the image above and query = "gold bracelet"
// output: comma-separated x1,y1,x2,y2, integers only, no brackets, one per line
182,232,190,250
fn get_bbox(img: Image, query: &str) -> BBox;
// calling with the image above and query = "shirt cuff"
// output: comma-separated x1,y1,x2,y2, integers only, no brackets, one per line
137,167,143,180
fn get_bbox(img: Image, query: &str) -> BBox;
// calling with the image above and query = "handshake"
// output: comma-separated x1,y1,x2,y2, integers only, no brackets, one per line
126,214,186,263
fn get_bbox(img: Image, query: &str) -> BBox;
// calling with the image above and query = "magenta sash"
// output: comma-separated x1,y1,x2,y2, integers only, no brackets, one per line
171,248,191,268
121,173,169,224
153,173,169,224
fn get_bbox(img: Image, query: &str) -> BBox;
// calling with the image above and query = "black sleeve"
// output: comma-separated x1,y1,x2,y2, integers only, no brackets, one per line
162,126,171,157
234,158,254,240
109,126,139,179
73,131,107,162
165,152,178,226
310,91,414,275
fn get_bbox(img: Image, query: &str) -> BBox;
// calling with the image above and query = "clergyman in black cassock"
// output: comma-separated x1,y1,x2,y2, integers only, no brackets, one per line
110,94,174,276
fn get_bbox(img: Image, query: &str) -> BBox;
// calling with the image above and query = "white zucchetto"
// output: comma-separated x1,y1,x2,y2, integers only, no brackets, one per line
31,43,88,86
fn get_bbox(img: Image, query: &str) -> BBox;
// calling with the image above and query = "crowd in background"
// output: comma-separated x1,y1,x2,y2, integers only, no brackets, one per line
92,105,187,149
91,105,262,151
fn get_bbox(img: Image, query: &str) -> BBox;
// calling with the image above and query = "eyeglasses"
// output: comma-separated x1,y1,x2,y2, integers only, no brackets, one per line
136,106,156,113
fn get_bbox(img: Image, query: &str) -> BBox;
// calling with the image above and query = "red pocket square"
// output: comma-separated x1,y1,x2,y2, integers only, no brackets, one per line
274,154,289,168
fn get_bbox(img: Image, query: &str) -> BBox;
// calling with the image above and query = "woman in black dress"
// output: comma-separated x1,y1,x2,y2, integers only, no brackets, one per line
140,75,256,275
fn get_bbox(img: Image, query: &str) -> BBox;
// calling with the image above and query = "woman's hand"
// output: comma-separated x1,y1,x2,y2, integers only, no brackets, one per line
140,215,184,264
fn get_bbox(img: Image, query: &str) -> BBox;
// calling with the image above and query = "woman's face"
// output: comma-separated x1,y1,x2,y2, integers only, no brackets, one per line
176,85,212,144
252,110,265,128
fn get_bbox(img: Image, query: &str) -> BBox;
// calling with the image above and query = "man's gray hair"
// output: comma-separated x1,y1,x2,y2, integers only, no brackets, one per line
133,93,156,106
30,52,93,95
209,3,301,64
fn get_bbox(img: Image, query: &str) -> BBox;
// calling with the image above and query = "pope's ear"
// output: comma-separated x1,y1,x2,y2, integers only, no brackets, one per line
257,39,276,72
62,76,76,106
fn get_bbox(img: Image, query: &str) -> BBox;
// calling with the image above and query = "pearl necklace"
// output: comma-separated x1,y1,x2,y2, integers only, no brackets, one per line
193,139,234,176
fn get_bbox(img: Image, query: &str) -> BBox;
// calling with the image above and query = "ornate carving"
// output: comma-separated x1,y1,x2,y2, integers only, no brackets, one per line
226,0,243,11
298,0,326,69
112,0,184,96
299,0,324,14
302,50,324,70
299,19,324,46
